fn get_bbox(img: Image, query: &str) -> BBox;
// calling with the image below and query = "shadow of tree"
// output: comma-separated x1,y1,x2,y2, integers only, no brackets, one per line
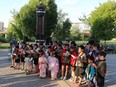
105,55,116,87
0,73,59,87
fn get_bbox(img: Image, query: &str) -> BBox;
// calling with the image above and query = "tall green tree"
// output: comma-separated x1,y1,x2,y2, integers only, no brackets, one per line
52,10,71,41
70,24,81,40
7,0,57,40
88,0,116,43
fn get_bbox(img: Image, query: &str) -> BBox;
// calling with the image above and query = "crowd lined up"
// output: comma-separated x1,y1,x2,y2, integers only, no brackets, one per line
10,40,107,87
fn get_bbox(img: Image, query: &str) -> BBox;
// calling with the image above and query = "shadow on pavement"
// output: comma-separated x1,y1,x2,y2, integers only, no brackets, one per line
0,73,59,87
105,55,116,87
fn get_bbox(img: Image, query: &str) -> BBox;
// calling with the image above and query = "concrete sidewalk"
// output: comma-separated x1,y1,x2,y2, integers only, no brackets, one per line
0,49,116,87
0,49,78,87
0,62,77,87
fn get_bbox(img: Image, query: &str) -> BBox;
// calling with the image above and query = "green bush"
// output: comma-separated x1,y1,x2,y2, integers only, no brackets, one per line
0,36,7,43
0,43,10,49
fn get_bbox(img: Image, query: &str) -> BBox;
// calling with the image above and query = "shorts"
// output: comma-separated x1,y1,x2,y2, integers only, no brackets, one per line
33,58,38,65
75,66,85,78
61,63,69,66
15,58,20,63
97,73,105,87
11,55,16,59
21,57,25,62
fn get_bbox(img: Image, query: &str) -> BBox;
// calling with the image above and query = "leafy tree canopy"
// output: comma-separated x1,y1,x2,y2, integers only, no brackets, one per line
7,0,57,40
88,0,116,41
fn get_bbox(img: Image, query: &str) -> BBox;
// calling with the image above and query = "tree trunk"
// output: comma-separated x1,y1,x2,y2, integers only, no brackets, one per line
104,40,106,45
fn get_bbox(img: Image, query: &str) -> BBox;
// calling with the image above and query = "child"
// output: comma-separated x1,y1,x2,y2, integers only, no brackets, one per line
69,46,77,82
48,51,59,80
85,42,93,55
14,46,20,69
93,51,107,87
74,45,87,86
33,44,39,73
85,55,96,87
10,44,16,68
20,41,27,70
38,50,47,78
60,44,70,80
91,43,100,64
45,46,52,58
28,44,34,72
24,44,32,75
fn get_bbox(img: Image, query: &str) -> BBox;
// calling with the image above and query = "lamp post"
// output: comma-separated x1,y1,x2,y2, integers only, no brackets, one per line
36,4,45,40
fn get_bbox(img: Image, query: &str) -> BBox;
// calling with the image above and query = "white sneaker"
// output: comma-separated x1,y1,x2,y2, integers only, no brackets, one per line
63,76,67,80
60,76,64,80
69,77,74,81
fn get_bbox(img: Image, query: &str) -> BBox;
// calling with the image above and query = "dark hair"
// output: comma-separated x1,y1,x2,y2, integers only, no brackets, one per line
29,44,33,49
49,41,53,45
21,41,26,44
54,41,58,43
64,43,69,47
34,44,38,48
48,46,52,49
79,45,85,50
58,43,62,47
99,51,106,58
16,45,19,48
39,42,43,45
38,50,44,54
71,41,76,46
93,43,100,49
58,41,62,45
70,46,75,49
86,43,90,45
88,40,95,45
86,55,94,62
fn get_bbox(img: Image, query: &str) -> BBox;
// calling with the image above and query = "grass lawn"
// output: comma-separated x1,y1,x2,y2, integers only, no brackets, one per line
100,40,116,45
0,43,10,49
0,40,116,49
76,40,116,46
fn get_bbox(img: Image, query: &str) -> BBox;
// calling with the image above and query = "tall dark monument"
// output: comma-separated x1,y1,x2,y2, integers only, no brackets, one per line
36,4,45,40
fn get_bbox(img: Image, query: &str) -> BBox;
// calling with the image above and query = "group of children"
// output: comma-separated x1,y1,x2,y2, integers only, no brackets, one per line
10,40,107,87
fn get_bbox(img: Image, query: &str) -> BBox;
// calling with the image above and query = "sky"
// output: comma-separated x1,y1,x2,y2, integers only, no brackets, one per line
0,0,115,28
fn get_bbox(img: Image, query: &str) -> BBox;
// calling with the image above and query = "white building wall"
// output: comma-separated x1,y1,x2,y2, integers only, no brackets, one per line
72,22,90,32
0,22,4,32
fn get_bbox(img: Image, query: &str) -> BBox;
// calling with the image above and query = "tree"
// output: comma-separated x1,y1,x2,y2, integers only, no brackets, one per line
7,0,57,40
88,0,116,44
70,24,81,40
44,0,58,37
52,10,71,41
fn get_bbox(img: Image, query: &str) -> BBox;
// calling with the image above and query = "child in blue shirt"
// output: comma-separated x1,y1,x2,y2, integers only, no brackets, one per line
85,55,96,87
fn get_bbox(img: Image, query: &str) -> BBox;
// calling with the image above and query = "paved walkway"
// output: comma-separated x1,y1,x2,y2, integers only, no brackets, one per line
0,49,116,87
